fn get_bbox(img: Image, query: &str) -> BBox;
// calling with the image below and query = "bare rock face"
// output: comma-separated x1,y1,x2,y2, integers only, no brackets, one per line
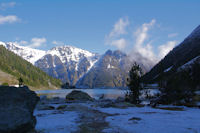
0,86,39,133
66,90,93,101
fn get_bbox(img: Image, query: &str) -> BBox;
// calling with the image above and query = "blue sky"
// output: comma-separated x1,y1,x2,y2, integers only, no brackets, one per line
0,0,200,57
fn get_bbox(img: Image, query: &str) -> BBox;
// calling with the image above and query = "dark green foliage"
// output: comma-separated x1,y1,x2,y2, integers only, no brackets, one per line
61,81,76,89
0,46,61,88
127,63,143,104
160,70,196,104
18,77,23,87
1,82,9,86
61,82,70,89
191,62,200,87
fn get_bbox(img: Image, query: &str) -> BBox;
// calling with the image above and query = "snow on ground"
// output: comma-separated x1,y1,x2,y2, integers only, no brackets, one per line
98,106,200,133
34,109,79,133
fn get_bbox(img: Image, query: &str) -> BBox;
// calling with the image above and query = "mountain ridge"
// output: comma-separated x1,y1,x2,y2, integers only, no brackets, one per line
143,25,200,84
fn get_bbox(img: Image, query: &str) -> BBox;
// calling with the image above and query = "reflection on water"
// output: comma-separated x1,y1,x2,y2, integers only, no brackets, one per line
36,89,126,99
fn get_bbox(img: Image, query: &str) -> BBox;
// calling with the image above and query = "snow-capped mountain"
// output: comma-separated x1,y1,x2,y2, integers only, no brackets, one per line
76,50,134,88
0,41,46,64
46,45,98,69
35,46,99,85
0,41,100,85
0,41,149,88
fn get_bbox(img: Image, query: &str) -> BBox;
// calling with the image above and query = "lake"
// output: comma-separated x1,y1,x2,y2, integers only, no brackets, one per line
36,89,126,99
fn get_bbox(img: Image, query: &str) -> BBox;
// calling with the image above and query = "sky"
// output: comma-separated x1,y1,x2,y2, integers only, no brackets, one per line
0,0,200,63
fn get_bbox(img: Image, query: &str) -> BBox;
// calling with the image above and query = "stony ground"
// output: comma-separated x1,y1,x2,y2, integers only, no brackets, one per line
34,97,200,133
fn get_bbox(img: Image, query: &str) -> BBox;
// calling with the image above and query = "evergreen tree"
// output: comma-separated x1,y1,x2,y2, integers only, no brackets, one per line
127,62,143,104
61,82,70,89
18,77,23,87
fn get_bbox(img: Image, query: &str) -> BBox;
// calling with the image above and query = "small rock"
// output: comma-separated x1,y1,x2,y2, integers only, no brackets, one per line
66,90,93,101
116,97,125,102
37,105,55,110
99,94,105,100
56,105,67,110
129,117,141,121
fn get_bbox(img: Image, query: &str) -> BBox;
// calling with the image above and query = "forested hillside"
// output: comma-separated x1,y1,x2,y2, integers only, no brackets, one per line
0,46,61,89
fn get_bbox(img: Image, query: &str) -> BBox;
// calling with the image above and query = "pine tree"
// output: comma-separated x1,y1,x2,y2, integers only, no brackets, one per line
127,62,143,104
18,77,24,87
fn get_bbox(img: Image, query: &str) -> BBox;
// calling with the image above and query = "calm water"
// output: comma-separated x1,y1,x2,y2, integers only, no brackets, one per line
36,89,126,99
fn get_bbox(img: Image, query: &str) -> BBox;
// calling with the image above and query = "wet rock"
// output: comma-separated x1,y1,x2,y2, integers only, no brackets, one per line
129,117,141,121
66,90,93,101
0,86,39,133
37,105,55,110
116,97,125,102
56,105,67,110
99,94,105,100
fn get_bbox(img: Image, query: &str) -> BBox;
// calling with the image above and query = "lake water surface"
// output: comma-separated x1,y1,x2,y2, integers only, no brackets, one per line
36,89,126,99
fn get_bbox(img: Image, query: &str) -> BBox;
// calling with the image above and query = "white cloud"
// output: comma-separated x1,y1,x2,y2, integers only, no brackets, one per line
134,19,156,46
28,37,46,48
168,33,178,38
108,17,129,38
131,19,157,64
0,15,20,24
110,38,127,49
52,40,64,45
105,17,129,49
105,18,179,70
19,40,28,45
0,2,16,10
158,41,177,59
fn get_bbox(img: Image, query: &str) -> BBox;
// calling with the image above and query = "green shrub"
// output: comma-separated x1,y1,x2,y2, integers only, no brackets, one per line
1,82,9,86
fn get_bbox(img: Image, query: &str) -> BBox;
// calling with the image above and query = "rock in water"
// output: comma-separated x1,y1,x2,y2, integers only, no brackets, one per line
0,86,39,133
66,90,93,101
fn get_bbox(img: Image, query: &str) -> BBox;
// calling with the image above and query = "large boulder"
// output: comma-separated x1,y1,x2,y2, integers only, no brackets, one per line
0,86,39,133
66,90,93,101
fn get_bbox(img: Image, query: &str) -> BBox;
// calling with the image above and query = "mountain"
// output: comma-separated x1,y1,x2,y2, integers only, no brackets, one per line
0,41,45,64
76,50,133,88
0,41,150,88
143,25,200,85
35,46,99,85
0,42,99,86
0,45,61,90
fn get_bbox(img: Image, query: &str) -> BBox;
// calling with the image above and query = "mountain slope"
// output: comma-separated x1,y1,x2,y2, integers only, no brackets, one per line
0,41,45,64
35,46,99,85
143,25,200,83
0,46,61,89
0,42,100,86
76,50,133,88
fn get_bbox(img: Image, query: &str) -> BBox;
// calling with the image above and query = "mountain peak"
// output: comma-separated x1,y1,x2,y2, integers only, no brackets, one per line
187,25,200,39
104,49,126,59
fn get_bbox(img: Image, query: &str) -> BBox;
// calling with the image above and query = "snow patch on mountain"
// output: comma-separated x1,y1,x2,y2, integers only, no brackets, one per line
47,46,96,64
0,41,46,64
178,56,200,71
107,64,116,69
164,66,173,73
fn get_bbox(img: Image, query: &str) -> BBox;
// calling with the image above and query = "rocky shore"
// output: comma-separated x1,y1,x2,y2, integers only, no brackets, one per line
34,90,200,133
1,89,200,133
